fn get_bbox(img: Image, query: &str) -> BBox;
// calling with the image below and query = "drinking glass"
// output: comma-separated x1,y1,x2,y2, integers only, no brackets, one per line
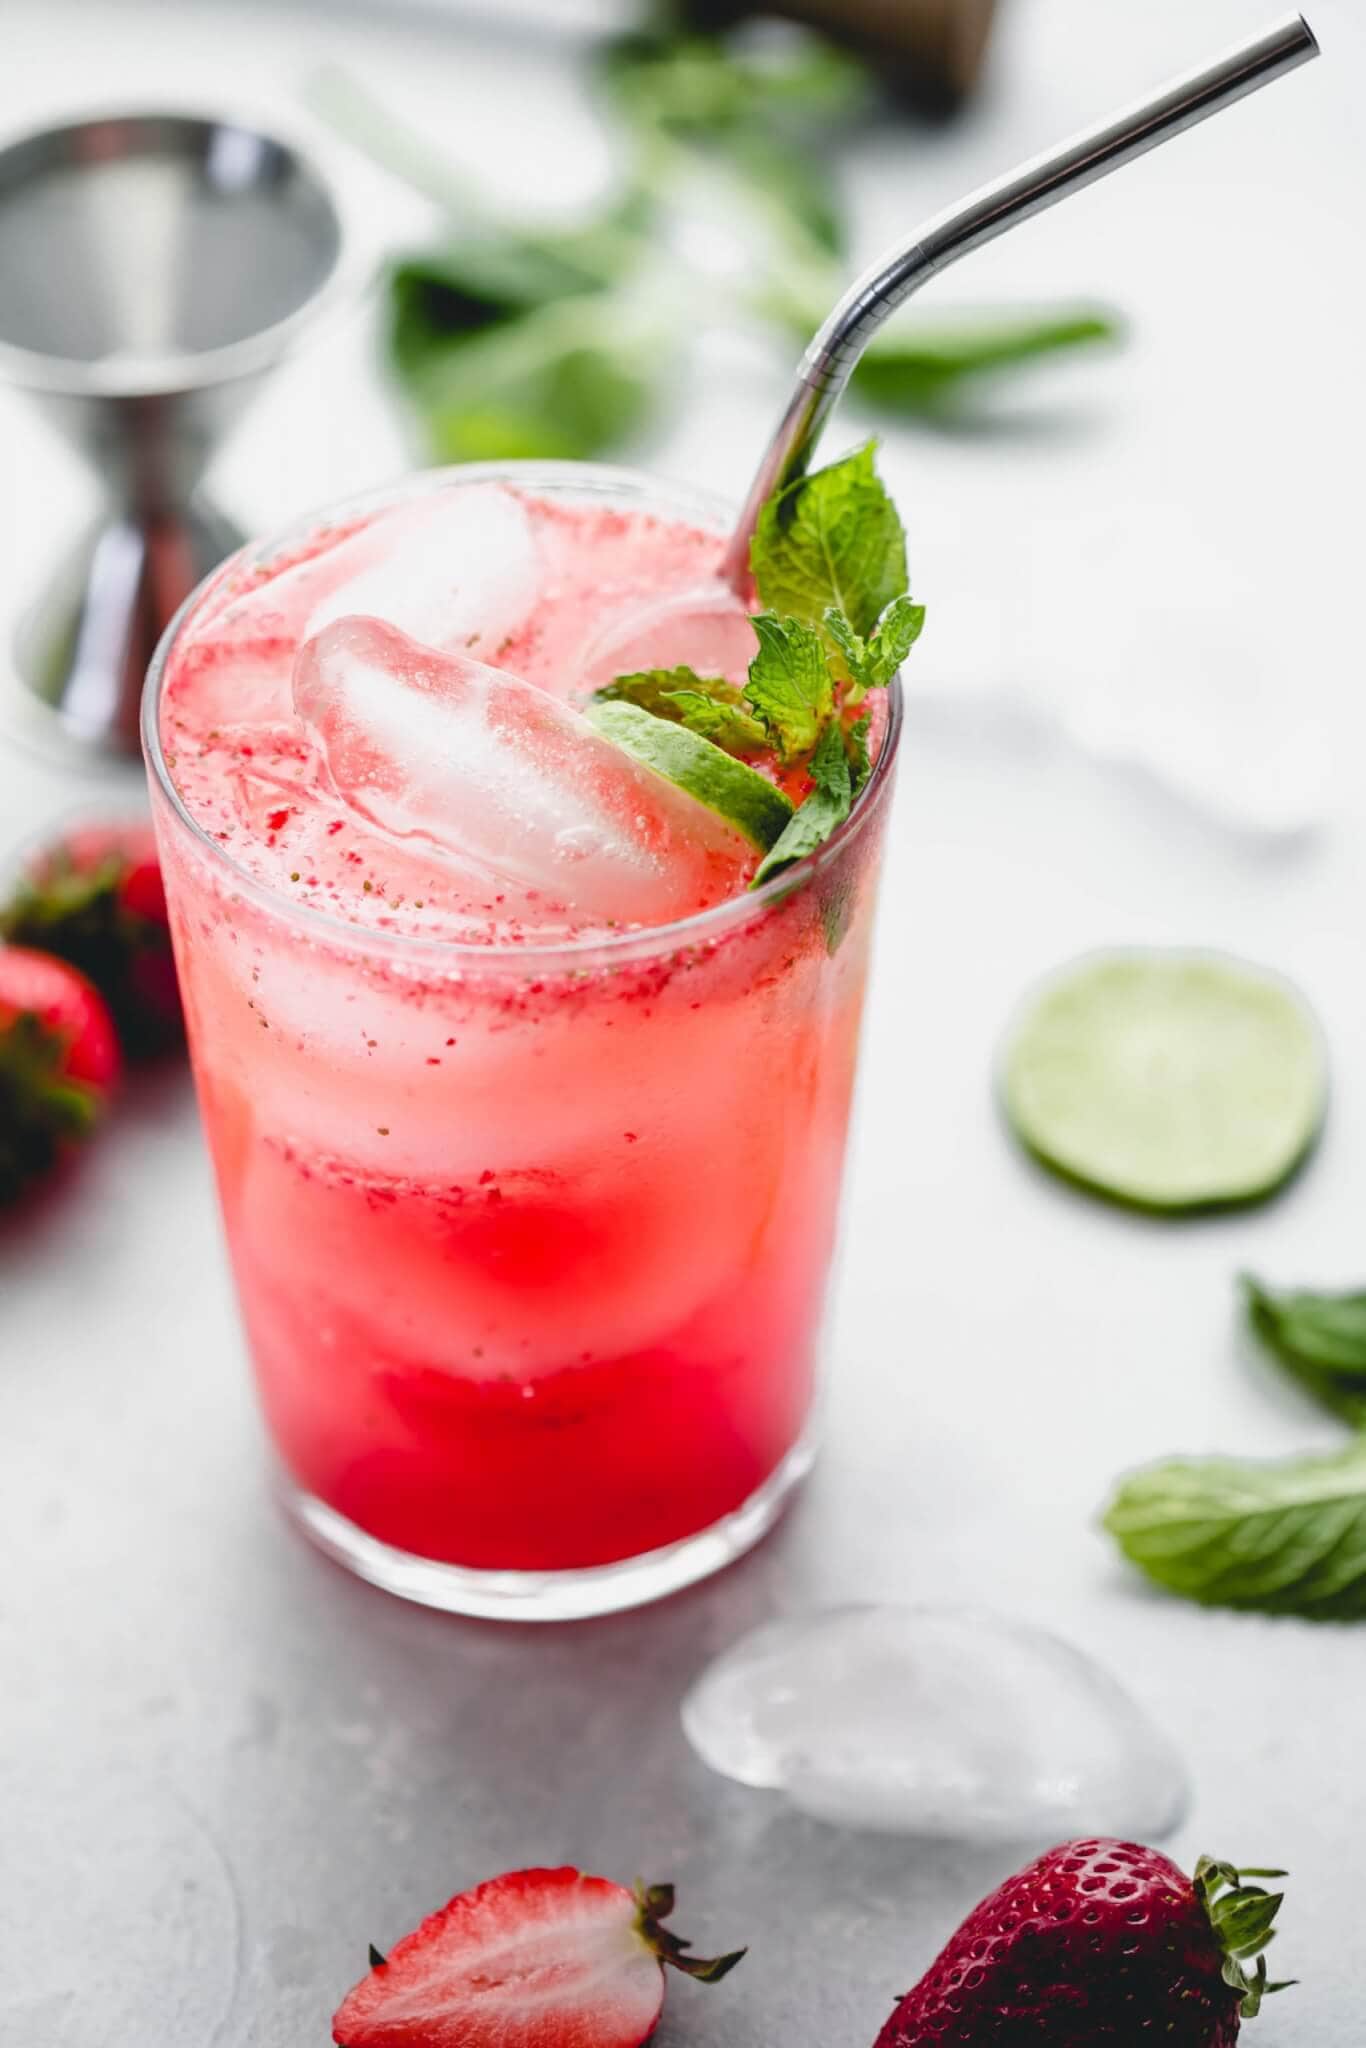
143,462,901,1619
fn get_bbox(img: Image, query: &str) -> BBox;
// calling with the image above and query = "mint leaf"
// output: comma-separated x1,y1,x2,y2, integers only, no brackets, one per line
602,29,864,135
598,28,862,260
715,126,844,256
751,443,907,641
1102,1438,1366,1618
852,307,1121,416
825,594,925,696
390,233,615,370
665,689,768,755
596,669,767,755
409,292,669,464
1243,1275,1366,1426
744,613,833,762
845,712,872,794
753,717,852,886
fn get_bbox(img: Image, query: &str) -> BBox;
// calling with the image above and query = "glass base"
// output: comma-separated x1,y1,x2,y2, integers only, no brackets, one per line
280,1433,816,1622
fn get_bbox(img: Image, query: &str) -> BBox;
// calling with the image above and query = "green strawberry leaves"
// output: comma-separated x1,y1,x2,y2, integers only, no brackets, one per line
0,1010,99,1205
1193,1859,1292,2018
632,1877,748,1984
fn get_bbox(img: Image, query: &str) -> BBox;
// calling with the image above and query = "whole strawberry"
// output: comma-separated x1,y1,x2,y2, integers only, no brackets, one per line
0,945,121,1202
333,1865,744,2048
1,820,182,1057
874,1839,1289,2048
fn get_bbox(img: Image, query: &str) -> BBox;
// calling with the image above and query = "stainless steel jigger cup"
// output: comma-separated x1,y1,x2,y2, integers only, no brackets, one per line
0,112,353,756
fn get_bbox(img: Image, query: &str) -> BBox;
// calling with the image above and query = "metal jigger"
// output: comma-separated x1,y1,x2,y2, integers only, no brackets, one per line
0,112,352,756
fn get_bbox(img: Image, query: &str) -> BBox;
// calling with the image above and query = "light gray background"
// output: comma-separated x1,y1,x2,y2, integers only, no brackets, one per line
2,1,1364,2042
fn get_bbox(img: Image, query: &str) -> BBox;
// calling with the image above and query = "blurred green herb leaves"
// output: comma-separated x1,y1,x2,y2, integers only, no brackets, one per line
315,14,1122,467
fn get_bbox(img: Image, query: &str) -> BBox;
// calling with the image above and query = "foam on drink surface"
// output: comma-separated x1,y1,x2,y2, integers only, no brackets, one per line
160,483,758,945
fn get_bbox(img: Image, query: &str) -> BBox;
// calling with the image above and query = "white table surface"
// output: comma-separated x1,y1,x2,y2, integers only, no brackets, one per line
3,2,1365,2042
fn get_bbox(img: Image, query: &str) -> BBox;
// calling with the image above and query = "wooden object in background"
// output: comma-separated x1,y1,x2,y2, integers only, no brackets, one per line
682,0,1003,115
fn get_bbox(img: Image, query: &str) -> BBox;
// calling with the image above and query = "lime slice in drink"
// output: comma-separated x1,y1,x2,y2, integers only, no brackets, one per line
1000,950,1327,1213
587,699,794,852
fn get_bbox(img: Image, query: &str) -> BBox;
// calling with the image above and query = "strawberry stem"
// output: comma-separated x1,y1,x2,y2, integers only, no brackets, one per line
1193,1856,1291,2019
632,1881,746,1984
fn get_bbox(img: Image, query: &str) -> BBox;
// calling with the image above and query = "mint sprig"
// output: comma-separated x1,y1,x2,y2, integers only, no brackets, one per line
594,443,920,885
1102,1437,1366,1618
1243,1275,1366,1426
750,441,908,641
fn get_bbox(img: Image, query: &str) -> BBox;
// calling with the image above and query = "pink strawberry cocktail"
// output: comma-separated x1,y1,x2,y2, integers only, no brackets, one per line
145,463,901,1617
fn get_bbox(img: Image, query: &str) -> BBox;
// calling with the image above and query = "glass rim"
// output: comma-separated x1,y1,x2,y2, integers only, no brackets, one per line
141,457,904,970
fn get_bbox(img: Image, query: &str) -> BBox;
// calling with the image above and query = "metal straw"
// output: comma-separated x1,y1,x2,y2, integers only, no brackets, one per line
720,13,1319,588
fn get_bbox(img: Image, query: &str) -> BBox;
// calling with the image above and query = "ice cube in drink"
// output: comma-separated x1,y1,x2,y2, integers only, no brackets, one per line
293,614,753,928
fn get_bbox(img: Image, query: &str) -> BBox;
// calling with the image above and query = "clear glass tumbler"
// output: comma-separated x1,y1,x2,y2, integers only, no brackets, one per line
143,462,901,1619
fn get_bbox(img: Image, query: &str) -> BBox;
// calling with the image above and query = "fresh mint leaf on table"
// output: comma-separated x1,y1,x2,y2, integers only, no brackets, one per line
1243,1275,1366,1427
592,443,921,882
1103,1438,1366,1619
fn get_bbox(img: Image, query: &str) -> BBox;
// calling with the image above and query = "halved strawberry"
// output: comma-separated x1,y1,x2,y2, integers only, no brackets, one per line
332,1866,745,2048
0,945,121,1203
1,819,182,1057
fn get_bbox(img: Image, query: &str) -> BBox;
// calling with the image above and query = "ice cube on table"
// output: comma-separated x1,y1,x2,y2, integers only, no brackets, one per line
293,616,754,927
681,1605,1188,1848
577,581,760,694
